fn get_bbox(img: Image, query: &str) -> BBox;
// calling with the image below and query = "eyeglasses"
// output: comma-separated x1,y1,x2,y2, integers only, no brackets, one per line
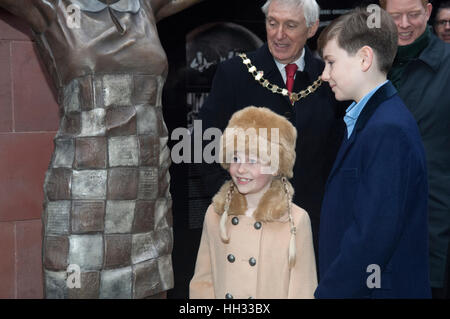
389,11,425,23
436,20,450,27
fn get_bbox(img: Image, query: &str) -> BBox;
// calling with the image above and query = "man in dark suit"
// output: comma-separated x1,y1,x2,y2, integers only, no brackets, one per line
199,0,345,253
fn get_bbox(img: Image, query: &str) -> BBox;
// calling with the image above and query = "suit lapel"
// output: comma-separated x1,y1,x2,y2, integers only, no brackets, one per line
292,47,324,106
292,47,319,93
253,44,285,88
327,82,398,181
250,44,292,106
254,44,321,106
250,45,330,107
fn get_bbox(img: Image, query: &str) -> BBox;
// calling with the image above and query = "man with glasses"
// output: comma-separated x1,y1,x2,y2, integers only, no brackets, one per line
434,1,450,43
380,0,450,299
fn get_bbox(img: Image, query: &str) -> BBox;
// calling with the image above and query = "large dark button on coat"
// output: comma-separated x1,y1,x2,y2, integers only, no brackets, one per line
225,293,233,299
254,222,262,230
227,254,235,263
249,257,256,266
231,217,239,225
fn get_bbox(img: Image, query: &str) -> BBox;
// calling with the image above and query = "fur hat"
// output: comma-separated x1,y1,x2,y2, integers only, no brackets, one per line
220,106,297,178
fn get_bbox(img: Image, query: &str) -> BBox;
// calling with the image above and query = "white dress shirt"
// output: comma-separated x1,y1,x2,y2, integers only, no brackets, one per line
273,48,306,84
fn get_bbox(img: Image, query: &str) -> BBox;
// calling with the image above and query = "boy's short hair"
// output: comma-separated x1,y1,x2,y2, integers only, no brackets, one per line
317,6,398,74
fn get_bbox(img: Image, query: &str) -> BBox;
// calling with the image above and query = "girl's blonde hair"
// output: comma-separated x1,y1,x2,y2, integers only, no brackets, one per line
218,178,298,269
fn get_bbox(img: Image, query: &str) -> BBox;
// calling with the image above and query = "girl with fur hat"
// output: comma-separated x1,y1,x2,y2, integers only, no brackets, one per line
189,106,317,299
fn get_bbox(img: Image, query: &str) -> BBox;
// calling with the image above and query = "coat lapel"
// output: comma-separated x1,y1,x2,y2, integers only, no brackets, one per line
253,44,285,88
326,82,398,181
326,131,356,183
294,47,321,91
292,47,324,106
251,44,292,106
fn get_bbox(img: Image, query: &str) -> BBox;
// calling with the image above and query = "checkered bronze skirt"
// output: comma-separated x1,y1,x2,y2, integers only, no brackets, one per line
41,73,173,298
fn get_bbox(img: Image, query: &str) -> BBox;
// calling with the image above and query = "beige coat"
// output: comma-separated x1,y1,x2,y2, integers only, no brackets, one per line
189,202,318,299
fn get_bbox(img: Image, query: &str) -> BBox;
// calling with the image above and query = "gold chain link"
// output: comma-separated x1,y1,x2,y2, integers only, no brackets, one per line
238,53,322,105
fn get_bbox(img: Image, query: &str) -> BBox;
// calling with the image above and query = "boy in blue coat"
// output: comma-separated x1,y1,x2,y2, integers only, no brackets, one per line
314,6,431,298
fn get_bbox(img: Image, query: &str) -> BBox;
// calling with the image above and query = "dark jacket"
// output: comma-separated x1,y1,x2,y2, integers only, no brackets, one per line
315,82,431,298
198,43,345,252
392,34,450,288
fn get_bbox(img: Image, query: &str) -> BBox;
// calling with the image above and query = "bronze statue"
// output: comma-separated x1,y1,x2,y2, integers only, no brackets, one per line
0,0,203,298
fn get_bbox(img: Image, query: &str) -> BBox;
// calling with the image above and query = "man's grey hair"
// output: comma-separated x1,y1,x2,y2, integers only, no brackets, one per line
261,0,320,27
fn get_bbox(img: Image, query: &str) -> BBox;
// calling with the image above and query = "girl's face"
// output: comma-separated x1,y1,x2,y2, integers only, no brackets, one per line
229,152,274,196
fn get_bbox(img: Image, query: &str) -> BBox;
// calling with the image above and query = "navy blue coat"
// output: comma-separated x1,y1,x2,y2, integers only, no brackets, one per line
199,44,345,252
315,82,431,298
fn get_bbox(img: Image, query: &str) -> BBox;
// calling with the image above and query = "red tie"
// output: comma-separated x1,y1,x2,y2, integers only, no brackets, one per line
285,63,298,94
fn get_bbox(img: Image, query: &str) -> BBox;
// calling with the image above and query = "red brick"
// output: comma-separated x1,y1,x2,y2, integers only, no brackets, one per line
0,132,54,222
15,219,43,298
0,222,15,298
0,9,33,41
0,40,12,132
11,41,59,132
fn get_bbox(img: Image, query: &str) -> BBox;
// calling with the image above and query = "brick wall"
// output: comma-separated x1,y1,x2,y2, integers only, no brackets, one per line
0,9,59,298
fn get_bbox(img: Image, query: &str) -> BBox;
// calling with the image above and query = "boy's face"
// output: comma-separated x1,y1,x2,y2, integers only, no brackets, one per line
321,38,363,102
229,152,274,197
265,0,318,64
385,0,432,46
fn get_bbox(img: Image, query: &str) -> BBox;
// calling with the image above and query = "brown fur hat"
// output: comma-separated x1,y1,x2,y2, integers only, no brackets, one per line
220,106,297,178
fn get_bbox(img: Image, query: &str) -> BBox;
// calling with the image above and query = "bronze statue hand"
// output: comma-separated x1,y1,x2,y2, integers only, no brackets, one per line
151,0,205,22
0,0,56,33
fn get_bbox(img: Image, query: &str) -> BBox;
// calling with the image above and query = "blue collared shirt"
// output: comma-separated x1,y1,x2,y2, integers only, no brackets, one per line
344,80,389,138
